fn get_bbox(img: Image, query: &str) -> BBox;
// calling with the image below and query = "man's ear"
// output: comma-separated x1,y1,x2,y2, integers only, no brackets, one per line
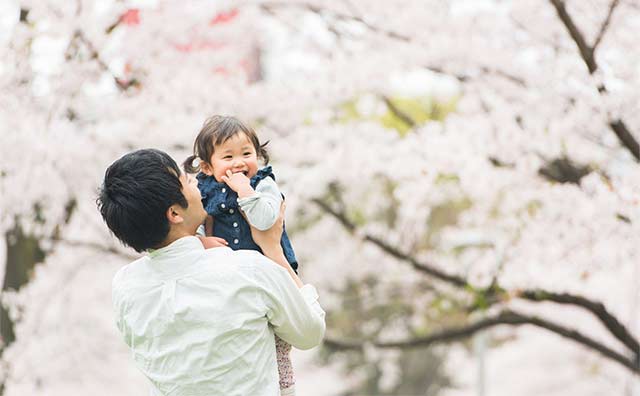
166,205,184,225
200,161,214,176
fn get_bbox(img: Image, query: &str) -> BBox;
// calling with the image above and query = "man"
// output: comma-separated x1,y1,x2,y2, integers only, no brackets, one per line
97,149,325,396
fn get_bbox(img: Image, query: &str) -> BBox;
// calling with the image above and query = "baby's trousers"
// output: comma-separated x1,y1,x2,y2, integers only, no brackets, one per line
275,335,295,392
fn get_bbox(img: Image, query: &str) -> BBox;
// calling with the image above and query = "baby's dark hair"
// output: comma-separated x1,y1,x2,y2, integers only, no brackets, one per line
183,115,269,173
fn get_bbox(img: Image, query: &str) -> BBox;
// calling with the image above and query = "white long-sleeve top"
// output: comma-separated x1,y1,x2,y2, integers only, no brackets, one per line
237,176,283,231
111,236,325,396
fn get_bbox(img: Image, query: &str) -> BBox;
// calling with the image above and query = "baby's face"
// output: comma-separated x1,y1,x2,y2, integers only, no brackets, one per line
207,132,259,183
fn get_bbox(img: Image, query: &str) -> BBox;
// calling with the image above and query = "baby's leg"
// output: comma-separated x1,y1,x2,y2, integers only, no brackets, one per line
275,335,295,394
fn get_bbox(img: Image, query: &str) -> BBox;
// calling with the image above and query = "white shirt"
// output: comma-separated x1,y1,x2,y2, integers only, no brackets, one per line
111,236,326,396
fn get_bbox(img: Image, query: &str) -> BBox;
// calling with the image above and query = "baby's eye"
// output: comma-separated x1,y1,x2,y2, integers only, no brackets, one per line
243,152,251,156
223,156,232,159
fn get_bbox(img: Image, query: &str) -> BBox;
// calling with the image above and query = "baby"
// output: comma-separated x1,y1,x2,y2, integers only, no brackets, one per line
184,115,298,395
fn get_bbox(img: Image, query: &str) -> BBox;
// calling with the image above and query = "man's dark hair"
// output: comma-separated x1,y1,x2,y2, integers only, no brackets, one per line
97,149,188,252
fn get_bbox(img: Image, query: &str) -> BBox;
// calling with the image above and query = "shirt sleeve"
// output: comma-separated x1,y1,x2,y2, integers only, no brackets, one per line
237,177,283,231
112,266,132,345
253,257,326,350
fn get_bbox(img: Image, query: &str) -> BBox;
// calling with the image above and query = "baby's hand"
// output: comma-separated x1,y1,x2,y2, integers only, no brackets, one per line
197,235,228,249
221,170,254,198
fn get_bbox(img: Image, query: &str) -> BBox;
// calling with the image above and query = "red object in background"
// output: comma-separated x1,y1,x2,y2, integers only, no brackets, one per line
173,42,195,53
121,9,140,26
213,66,229,76
172,40,225,53
199,40,225,50
210,9,238,25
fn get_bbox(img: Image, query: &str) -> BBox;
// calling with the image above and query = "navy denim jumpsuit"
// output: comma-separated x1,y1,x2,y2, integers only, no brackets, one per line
197,166,298,272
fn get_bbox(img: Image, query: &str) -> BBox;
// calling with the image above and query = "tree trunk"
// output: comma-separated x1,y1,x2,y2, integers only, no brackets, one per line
1,224,45,352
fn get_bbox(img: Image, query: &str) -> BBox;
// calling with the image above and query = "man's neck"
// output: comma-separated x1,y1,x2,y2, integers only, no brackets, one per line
156,227,196,249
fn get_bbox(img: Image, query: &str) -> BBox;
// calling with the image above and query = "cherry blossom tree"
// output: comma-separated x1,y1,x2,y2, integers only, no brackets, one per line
0,0,638,395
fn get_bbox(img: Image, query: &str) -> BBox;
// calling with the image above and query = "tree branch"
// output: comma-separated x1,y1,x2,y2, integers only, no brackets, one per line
519,289,640,357
548,0,597,74
479,66,527,87
324,310,640,374
549,0,640,161
593,0,620,52
380,95,416,129
311,198,468,287
51,237,139,261
312,196,640,360
610,119,640,160
260,2,526,87
259,2,411,42
71,30,137,91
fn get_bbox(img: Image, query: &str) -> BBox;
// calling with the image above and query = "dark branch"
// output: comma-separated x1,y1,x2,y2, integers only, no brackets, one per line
259,2,411,41
549,0,640,161
549,0,597,74
324,310,640,374
311,198,468,288
538,156,591,185
71,30,137,91
610,120,640,160
510,311,638,374
424,64,527,87
593,0,621,51
313,195,640,359
488,156,515,168
261,3,525,87
51,237,139,261
479,66,527,87
380,95,416,129
520,289,640,356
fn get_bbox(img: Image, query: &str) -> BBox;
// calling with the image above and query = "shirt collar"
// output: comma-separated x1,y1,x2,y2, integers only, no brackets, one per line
146,237,207,278
141,236,233,281
149,236,204,258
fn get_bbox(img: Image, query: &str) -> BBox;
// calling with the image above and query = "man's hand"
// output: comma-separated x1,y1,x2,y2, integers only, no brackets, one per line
221,170,255,198
197,235,228,249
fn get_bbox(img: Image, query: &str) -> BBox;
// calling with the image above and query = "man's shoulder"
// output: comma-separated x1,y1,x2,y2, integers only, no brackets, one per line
234,250,290,283
111,255,159,305
199,246,259,263
111,248,282,294
231,249,278,266
113,256,148,285
211,249,287,280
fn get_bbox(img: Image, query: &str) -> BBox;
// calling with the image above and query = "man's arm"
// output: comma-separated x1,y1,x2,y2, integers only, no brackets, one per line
254,259,326,350
249,201,324,348
248,201,303,287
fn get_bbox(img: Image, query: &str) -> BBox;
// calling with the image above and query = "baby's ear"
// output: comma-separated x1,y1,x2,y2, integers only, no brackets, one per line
200,161,214,176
